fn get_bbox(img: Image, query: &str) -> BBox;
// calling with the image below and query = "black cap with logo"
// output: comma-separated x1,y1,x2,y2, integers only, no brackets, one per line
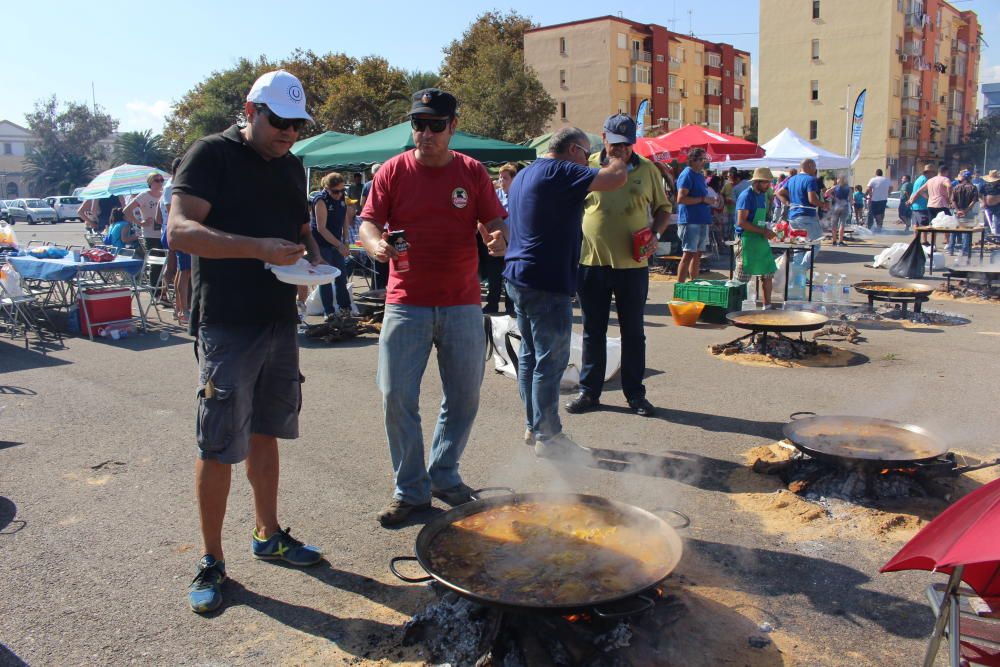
408,88,458,118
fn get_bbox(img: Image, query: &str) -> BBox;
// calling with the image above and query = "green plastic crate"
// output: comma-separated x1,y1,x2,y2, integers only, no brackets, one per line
672,280,746,312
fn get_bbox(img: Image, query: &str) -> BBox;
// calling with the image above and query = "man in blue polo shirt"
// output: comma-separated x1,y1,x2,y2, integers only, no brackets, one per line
503,127,626,460
776,158,825,266
675,147,713,282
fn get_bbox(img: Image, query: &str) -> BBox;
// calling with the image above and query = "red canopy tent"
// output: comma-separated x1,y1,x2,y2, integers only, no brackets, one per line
654,125,764,162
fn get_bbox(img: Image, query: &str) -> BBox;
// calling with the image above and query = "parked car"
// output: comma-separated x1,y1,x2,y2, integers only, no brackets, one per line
44,195,83,222
886,191,901,210
7,199,58,225
0,200,9,222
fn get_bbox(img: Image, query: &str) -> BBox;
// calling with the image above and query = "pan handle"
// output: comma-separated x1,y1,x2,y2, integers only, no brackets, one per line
593,594,655,619
389,556,433,583
789,411,816,421
470,486,516,502
650,508,691,529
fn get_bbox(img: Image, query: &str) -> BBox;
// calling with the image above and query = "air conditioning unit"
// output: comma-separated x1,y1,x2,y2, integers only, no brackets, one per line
889,128,899,137
680,90,689,98
900,54,908,62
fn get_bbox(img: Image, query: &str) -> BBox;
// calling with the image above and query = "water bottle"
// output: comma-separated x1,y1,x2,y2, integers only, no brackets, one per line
837,274,850,304
820,273,833,303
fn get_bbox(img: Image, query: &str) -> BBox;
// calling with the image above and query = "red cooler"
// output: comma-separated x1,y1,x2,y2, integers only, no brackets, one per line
78,287,133,336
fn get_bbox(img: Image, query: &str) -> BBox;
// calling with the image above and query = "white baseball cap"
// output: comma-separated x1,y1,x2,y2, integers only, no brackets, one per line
246,70,313,121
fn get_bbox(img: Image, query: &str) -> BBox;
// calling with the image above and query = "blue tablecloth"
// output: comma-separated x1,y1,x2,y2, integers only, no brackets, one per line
8,256,144,281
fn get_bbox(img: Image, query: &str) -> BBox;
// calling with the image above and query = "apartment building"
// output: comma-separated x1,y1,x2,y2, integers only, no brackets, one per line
523,16,751,139
759,0,980,182
984,83,1000,118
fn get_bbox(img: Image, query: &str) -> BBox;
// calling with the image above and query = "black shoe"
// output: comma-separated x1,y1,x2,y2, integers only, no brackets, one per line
627,397,656,417
431,483,474,506
377,499,431,526
565,393,599,414
482,304,500,314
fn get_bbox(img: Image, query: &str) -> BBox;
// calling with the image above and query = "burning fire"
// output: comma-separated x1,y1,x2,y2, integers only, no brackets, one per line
880,467,919,476
562,612,591,623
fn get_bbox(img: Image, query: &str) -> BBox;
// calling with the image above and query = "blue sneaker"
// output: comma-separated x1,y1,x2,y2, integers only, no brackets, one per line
251,527,322,566
188,555,226,614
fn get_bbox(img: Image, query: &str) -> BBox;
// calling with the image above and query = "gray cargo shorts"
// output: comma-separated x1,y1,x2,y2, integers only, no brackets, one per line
195,322,303,464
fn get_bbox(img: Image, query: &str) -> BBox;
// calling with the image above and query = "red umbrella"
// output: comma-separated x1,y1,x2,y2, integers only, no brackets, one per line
881,477,1000,596
632,136,673,163
881,477,1000,666
654,125,764,162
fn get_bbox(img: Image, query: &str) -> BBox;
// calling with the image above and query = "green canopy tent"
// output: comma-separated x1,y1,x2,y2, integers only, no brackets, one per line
524,131,603,157
304,122,536,170
291,131,357,158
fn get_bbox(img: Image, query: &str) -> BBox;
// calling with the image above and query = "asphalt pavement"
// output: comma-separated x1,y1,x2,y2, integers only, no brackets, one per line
1,219,997,666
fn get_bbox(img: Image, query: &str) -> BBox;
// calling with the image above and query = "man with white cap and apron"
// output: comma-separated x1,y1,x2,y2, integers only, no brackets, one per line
733,168,778,306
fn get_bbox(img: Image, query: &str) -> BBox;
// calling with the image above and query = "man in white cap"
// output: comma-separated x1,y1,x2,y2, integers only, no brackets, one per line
169,69,326,614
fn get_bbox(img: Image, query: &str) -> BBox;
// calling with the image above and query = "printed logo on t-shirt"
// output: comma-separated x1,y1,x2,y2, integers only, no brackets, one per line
451,187,469,209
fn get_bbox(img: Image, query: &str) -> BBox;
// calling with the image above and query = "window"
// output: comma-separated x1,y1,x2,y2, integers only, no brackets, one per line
668,75,678,89
694,81,702,94
734,84,743,100
618,100,627,114
708,106,721,130
677,47,685,62
559,69,567,87
694,110,704,123
617,33,626,49
810,80,819,100
809,120,818,140
705,79,722,96
694,51,703,66
735,59,746,78
707,52,721,68
617,66,628,82
734,110,745,134
811,39,820,60
560,102,567,119
894,78,901,96
632,39,641,53
812,0,820,19
2,143,11,155
559,37,567,54
656,86,665,94
669,102,681,120
656,54,664,62
632,65,651,84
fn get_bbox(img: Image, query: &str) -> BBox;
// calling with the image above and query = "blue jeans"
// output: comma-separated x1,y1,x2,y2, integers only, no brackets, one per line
506,282,572,441
577,266,648,401
376,304,485,504
947,208,977,254
318,245,351,314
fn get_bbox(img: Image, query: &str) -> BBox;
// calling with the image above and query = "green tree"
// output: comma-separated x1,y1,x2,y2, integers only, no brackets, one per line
384,70,443,122
953,115,1000,171
314,56,409,135
112,130,169,169
440,11,555,143
23,96,116,195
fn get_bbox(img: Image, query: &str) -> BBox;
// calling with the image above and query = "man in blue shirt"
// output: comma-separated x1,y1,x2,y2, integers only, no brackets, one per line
909,163,934,240
776,158,826,266
675,147,714,282
504,127,626,460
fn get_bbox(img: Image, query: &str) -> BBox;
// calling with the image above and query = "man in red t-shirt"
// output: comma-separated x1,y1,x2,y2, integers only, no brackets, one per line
360,88,507,526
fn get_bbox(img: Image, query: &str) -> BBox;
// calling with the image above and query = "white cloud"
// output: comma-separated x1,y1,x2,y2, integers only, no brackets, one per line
120,99,171,133
751,63,759,107
982,64,1000,84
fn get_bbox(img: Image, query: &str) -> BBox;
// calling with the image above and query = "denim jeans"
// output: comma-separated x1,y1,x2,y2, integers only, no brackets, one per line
947,207,977,254
577,266,648,401
376,304,485,504
505,282,572,441
318,245,351,314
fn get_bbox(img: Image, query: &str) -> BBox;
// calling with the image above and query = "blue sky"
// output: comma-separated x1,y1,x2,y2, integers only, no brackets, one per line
4,0,997,133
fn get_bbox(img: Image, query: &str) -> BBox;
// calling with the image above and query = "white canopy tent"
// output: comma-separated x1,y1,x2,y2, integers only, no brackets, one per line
712,128,851,171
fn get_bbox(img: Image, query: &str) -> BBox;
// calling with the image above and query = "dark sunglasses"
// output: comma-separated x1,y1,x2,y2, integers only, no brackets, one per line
411,117,449,133
329,188,345,194
254,104,307,132
151,177,165,183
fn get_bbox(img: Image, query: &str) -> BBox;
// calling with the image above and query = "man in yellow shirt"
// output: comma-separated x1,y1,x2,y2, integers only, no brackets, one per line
565,114,672,418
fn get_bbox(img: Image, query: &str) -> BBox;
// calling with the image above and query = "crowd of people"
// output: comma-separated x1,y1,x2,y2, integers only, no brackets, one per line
111,69,996,616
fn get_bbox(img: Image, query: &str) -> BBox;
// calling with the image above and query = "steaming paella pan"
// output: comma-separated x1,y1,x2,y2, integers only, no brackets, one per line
390,491,685,613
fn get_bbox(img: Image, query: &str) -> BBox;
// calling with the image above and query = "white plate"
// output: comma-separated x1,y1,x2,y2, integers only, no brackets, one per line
267,259,341,286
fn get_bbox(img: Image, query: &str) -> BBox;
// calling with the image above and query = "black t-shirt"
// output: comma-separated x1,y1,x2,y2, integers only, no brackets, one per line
172,125,308,330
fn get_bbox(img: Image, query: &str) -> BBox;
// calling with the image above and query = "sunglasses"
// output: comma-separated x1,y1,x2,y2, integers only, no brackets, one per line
411,117,450,133
151,177,165,183
573,143,591,156
329,188,345,194
254,104,307,132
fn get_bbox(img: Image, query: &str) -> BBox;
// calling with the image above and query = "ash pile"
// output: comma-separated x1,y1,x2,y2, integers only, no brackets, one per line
303,311,380,343
712,336,825,360
839,305,969,326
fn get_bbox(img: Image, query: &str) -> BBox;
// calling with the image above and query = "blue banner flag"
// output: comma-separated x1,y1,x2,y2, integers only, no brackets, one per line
850,89,866,165
636,99,649,137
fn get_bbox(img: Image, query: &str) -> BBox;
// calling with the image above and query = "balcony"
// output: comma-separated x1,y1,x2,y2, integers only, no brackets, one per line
901,138,919,151
954,41,968,53
704,93,722,105
631,50,652,63
667,119,682,130
904,11,924,29
669,59,681,72
704,63,722,77
948,108,963,122
904,40,924,56
902,96,921,112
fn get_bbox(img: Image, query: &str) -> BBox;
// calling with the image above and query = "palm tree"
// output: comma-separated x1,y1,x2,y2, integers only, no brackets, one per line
112,130,169,169
24,145,95,195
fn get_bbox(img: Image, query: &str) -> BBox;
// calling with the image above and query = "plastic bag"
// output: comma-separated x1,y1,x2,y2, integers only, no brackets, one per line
0,263,24,297
305,281,359,316
852,225,874,238
772,253,787,296
562,333,621,389
0,222,18,248
873,242,910,268
888,237,925,278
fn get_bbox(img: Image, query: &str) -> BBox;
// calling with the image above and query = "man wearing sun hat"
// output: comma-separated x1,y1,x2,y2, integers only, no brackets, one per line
734,167,778,306
168,69,327,614
359,88,508,527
